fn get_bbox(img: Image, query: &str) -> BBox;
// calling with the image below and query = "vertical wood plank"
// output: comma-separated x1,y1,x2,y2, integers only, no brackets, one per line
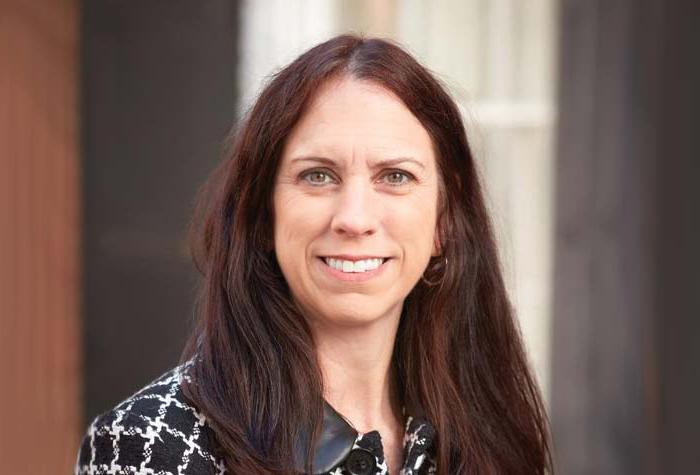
0,1,81,473
549,0,700,473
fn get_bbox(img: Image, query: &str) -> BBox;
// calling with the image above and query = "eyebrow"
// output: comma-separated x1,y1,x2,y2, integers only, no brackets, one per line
290,156,426,170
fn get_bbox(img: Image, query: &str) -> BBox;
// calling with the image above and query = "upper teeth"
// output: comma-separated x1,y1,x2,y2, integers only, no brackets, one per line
324,257,385,273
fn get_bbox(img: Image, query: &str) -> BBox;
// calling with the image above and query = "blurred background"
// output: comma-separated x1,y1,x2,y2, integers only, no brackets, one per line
0,0,697,473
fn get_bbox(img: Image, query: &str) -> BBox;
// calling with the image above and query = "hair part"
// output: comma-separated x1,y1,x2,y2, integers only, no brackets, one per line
181,34,552,474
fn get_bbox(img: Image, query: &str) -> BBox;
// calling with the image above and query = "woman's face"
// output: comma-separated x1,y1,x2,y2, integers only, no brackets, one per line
273,77,440,327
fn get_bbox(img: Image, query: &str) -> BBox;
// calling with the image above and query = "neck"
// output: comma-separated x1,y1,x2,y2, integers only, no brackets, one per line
311,311,404,433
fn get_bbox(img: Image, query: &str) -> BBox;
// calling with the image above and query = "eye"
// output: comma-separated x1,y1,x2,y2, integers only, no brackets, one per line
300,169,335,186
381,170,414,186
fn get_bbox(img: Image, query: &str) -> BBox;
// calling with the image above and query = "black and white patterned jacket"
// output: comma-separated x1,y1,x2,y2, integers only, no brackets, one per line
75,361,437,474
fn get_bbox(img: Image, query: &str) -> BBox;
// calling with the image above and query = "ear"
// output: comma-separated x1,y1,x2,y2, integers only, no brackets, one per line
431,224,443,257
432,193,446,257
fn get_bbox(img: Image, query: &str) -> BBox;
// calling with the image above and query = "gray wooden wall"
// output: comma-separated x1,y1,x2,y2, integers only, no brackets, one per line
551,0,700,473
81,0,240,422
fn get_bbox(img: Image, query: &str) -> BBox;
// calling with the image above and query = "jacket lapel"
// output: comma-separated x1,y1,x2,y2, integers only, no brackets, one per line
294,400,358,474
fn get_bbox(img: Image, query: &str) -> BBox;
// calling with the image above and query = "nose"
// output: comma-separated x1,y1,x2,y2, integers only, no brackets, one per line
330,177,378,237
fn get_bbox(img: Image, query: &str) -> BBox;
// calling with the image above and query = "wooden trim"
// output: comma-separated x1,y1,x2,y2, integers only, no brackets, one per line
0,0,81,472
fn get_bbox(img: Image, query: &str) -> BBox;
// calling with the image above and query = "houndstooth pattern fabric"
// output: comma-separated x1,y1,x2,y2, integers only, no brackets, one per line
74,361,225,475
398,417,437,474
75,362,437,474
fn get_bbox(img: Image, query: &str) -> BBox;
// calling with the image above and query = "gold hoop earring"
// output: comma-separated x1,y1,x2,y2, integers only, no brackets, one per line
420,256,448,287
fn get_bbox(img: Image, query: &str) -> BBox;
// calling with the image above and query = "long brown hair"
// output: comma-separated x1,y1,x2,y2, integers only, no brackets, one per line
180,34,552,474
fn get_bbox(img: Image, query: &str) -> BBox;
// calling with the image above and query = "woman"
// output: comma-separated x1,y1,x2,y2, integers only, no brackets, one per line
75,34,552,474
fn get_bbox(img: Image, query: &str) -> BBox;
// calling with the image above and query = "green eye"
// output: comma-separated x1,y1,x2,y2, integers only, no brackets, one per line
383,171,412,186
302,170,333,185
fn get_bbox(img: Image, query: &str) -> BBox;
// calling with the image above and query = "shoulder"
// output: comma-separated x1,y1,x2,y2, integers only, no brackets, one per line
74,362,226,475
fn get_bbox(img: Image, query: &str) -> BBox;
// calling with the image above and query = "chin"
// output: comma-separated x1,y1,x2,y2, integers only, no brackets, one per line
314,295,398,327
328,310,382,327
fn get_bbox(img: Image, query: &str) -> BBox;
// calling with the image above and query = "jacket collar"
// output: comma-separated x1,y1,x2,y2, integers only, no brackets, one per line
293,398,427,474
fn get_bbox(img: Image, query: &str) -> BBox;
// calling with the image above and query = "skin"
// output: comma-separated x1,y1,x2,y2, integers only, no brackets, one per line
272,76,441,473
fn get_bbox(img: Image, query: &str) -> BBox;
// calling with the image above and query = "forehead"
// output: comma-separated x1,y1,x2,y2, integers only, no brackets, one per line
281,77,435,164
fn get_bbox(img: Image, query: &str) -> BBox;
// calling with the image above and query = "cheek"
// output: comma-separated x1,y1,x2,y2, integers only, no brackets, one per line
273,189,328,257
386,194,438,250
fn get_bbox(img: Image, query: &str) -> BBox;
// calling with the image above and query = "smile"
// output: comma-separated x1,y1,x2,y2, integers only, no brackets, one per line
322,257,387,273
317,256,391,282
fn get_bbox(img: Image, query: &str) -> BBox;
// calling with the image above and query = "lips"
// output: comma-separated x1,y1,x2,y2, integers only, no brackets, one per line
319,254,390,261
316,256,391,281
